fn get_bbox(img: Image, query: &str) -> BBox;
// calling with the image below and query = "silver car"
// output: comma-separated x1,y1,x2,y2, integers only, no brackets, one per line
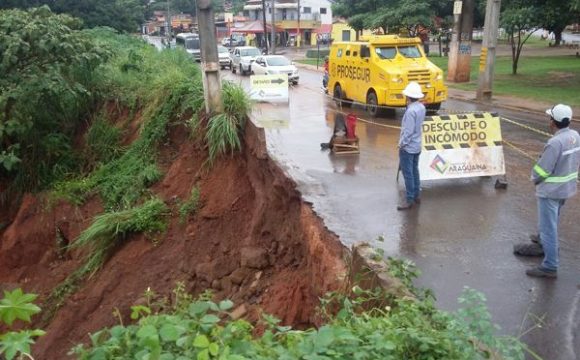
218,46,231,69
230,46,261,76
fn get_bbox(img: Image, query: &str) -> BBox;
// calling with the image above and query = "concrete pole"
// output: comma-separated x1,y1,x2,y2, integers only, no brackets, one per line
477,0,502,101
261,0,269,53
271,0,276,54
197,0,223,113
447,0,475,83
297,0,301,47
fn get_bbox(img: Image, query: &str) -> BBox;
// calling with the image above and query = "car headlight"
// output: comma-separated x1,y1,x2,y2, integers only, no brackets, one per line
435,72,443,81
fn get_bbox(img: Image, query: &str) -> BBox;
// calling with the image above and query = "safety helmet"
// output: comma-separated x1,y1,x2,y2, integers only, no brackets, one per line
402,82,424,99
546,104,572,122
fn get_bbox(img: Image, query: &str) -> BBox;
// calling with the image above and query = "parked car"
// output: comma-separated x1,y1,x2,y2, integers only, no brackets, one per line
230,46,261,75
217,45,231,69
250,55,299,85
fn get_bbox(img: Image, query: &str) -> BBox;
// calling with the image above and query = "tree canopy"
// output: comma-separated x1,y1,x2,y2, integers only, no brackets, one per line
0,0,148,33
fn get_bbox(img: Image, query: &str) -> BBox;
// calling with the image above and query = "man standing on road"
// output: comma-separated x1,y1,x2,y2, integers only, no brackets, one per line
397,82,426,211
515,104,580,278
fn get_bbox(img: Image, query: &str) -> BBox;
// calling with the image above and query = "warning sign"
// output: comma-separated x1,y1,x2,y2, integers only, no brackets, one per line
249,74,288,102
419,112,505,180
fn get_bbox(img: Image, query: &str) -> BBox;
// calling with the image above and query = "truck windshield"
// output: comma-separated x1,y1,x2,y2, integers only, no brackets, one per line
185,38,200,50
398,45,421,58
375,47,396,60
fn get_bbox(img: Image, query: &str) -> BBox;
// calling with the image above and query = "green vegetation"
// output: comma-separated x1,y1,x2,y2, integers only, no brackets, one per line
43,198,169,324
429,55,580,107
71,260,531,359
179,186,201,223
0,289,45,360
296,59,325,67
85,116,124,169
0,7,109,195
206,82,252,165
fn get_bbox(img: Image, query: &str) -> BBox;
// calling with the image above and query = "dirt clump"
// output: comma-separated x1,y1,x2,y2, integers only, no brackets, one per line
0,120,346,359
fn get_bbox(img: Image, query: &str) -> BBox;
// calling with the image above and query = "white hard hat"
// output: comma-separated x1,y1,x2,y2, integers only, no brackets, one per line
546,104,572,122
402,82,424,99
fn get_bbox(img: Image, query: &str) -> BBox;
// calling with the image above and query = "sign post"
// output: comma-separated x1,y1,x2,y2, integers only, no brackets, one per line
419,113,505,180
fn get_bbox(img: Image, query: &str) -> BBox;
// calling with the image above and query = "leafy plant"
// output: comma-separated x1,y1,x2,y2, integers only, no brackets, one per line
0,6,109,193
0,289,45,360
205,81,252,165
179,185,201,223
72,283,529,360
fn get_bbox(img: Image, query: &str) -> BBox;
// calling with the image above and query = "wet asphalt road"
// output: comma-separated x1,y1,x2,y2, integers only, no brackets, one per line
222,67,580,359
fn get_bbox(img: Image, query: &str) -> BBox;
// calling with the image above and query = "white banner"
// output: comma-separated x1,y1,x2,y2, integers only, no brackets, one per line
419,112,506,180
249,74,288,102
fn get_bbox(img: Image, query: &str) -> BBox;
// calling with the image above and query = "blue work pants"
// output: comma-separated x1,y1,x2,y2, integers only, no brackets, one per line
538,197,566,272
399,149,421,203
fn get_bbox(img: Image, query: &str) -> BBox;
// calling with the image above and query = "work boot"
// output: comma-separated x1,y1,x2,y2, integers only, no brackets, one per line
397,201,414,211
526,266,557,278
513,243,544,257
529,234,540,244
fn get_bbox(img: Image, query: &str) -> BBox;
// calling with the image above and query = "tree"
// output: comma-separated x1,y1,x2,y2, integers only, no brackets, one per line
332,0,447,37
538,0,580,45
500,3,541,74
0,7,108,181
0,0,148,33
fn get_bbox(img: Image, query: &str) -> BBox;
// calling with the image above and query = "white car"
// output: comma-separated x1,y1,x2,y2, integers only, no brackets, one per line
251,55,299,85
217,46,231,69
231,46,262,76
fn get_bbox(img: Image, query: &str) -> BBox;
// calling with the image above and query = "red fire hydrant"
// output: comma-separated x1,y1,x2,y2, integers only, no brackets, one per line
346,113,357,139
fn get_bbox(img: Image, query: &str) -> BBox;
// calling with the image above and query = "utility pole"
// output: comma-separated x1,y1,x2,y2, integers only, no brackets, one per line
197,0,223,113
271,0,276,54
477,0,502,101
261,0,269,53
447,0,475,82
166,0,171,43
297,0,301,47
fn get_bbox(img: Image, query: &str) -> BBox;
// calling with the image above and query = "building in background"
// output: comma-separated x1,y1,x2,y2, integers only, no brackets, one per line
242,0,332,47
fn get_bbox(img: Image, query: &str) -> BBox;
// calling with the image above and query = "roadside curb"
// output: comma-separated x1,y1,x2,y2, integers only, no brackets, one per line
295,61,579,120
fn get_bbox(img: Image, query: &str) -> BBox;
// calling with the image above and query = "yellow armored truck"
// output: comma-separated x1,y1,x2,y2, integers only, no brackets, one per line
328,35,447,116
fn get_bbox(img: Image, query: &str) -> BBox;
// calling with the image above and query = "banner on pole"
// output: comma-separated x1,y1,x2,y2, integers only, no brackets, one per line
419,112,505,180
249,74,288,102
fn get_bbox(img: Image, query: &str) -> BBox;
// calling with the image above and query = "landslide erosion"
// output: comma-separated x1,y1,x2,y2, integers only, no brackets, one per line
0,117,347,359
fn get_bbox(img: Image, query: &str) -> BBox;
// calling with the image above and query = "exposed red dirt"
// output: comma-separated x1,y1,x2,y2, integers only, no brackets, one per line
0,117,346,358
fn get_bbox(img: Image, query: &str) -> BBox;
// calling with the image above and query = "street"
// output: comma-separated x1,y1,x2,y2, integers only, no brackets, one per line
223,67,580,359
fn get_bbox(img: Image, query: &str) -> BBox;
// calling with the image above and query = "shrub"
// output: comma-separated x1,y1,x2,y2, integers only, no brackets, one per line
71,285,528,360
205,81,252,164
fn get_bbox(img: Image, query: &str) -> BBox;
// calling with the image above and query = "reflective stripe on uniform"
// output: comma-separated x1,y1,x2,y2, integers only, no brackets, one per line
562,146,580,156
533,164,550,178
544,172,579,183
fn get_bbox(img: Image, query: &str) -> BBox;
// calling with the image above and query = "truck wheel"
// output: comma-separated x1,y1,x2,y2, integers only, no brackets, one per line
333,84,351,108
366,91,383,117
